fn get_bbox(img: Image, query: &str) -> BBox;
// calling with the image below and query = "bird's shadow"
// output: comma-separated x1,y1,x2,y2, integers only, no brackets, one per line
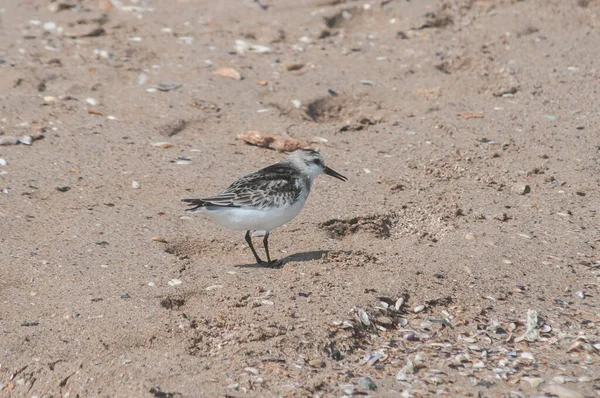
234,250,328,269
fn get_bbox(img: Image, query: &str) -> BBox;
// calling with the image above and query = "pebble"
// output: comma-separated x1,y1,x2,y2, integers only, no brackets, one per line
19,136,33,145
86,97,99,106
520,352,535,360
147,282,155,287
465,233,477,240
98,0,114,9
64,25,105,38
44,95,60,103
521,377,544,388
131,181,141,189
358,376,376,391
291,99,302,109
308,359,324,367
245,367,259,375
214,67,241,80
156,81,182,91
168,279,182,286
339,383,354,395
512,183,531,195
138,72,149,86
43,21,57,31
205,285,224,291
0,136,19,146
546,385,585,398
413,305,425,313
0,158,7,166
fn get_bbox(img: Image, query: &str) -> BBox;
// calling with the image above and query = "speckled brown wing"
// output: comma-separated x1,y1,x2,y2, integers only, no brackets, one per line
183,163,307,210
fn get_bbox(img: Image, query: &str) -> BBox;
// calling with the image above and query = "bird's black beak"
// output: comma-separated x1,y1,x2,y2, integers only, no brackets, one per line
324,166,347,181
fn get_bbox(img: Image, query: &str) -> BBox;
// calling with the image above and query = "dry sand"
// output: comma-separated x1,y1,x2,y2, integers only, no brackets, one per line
1,0,599,396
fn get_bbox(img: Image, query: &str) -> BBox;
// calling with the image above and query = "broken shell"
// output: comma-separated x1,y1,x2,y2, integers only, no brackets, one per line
341,320,355,329
375,316,393,325
357,308,370,326
151,142,173,149
395,296,404,311
18,136,33,145
413,305,425,313
568,341,583,352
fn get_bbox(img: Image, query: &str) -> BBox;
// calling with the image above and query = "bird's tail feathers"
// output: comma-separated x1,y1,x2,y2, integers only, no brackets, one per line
182,198,208,213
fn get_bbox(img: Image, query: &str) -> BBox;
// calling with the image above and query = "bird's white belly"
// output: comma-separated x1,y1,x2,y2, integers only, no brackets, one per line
202,197,307,232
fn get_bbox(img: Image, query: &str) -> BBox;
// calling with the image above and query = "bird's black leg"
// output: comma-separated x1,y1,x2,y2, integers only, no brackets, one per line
245,231,264,264
263,231,282,267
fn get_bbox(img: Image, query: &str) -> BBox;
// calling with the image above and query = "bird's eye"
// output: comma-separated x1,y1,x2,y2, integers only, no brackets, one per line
313,158,322,166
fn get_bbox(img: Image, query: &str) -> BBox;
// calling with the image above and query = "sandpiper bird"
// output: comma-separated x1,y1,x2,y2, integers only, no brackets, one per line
182,149,347,266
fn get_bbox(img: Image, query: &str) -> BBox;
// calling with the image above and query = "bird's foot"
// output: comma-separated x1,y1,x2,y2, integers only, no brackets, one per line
265,259,283,268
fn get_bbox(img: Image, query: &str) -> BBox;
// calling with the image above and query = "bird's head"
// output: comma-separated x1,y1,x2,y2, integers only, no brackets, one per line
286,149,347,182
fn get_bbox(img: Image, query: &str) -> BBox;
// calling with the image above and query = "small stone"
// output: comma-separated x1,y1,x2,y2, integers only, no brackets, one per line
147,282,155,287
284,63,305,72
44,95,60,103
151,237,167,243
0,136,19,146
205,285,224,291
98,0,114,9
214,67,242,80
375,316,393,325
156,81,182,91
413,305,425,313
43,21,57,31
0,158,7,166
18,136,33,145
138,72,149,85
131,181,141,189
291,99,302,109
520,352,535,360
521,377,544,388
546,385,584,398
308,359,324,368
168,279,182,286
465,233,477,240
512,183,531,195
86,97,99,106
245,367,259,375
63,24,105,38
261,300,274,306
358,376,376,391
553,376,566,384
